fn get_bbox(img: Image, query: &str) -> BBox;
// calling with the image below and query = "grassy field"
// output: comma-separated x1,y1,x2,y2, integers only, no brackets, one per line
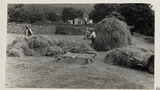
5,33,154,89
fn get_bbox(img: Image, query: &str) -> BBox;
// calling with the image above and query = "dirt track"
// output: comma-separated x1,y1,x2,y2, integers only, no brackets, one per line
5,34,154,89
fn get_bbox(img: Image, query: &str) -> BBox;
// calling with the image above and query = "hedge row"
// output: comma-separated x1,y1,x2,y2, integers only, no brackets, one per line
7,22,87,35
7,23,56,35
55,25,86,35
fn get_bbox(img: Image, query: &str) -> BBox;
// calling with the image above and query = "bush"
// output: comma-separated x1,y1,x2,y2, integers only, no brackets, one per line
136,27,154,37
55,25,86,35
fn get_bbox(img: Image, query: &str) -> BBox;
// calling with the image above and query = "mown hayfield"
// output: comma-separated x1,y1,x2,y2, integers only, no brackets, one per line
6,33,154,89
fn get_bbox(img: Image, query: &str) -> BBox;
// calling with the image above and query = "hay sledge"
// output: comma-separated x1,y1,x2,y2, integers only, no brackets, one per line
105,45,154,74
56,51,96,64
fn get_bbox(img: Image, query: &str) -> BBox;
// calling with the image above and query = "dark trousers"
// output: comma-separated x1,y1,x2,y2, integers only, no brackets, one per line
91,38,96,48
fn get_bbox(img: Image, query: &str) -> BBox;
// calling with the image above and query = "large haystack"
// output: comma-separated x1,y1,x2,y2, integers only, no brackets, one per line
105,45,153,68
94,18,132,51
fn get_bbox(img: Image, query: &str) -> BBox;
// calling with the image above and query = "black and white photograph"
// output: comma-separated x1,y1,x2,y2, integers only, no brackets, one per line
0,1,159,89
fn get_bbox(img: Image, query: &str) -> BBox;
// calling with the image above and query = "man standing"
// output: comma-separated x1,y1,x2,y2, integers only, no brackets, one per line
89,28,96,48
25,26,33,36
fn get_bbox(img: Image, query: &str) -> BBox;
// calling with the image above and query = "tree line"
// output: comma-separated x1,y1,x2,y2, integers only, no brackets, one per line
89,4,154,36
8,4,84,23
8,4,154,36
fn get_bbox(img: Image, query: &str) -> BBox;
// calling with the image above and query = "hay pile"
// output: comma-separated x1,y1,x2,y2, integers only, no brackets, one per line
7,36,34,57
45,46,64,56
28,36,50,56
94,18,132,51
7,35,94,57
105,45,153,68
57,39,94,53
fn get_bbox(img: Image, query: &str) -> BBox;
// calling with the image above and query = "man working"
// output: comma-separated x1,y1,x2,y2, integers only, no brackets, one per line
25,26,33,36
83,27,96,48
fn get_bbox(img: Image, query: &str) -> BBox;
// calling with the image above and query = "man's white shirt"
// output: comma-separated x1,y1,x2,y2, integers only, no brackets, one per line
89,32,96,38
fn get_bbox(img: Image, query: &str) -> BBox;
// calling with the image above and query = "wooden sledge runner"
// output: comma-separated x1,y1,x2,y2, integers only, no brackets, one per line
55,51,96,64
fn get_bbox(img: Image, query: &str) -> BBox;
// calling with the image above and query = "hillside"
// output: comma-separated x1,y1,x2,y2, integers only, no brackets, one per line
36,4,94,15
8,4,94,16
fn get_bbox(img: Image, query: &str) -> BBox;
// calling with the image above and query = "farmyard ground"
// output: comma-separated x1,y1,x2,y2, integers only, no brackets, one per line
5,33,154,89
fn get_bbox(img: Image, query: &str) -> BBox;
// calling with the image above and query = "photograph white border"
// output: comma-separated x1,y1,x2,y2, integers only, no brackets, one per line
0,0,159,90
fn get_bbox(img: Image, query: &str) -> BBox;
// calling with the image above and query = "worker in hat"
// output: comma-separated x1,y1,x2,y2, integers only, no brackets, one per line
25,26,33,36
83,27,96,48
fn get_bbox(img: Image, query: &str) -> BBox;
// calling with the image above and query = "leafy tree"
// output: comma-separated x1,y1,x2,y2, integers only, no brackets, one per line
45,12,61,22
62,7,83,22
105,11,125,21
119,4,154,35
121,4,154,36
89,3,154,36
89,4,119,23
8,4,45,23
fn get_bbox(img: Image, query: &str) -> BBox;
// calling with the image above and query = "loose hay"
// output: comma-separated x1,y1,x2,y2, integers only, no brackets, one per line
57,39,77,53
48,39,57,46
7,48,24,57
105,45,153,68
57,39,94,53
28,36,50,56
46,46,64,56
21,44,35,56
28,36,50,50
7,36,29,57
7,35,94,57
94,18,132,51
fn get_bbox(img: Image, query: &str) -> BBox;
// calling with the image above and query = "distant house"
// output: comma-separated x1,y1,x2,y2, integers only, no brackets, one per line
74,18,85,25
68,20,74,24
